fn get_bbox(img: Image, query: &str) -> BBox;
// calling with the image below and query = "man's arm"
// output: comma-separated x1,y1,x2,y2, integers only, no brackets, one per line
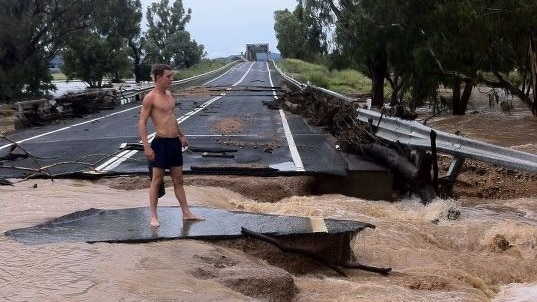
176,122,189,146
138,95,154,161
173,92,189,147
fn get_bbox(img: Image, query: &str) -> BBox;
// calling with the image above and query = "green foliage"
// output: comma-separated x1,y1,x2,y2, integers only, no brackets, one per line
62,0,139,87
144,0,205,68
279,58,328,76
277,59,371,95
0,0,96,101
51,73,68,81
273,3,328,61
0,0,207,100
175,59,227,80
62,31,131,87
296,0,537,114
328,69,371,96
274,9,307,60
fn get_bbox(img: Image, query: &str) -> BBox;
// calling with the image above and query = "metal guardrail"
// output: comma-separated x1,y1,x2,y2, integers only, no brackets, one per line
272,61,305,91
274,64,537,174
355,109,537,173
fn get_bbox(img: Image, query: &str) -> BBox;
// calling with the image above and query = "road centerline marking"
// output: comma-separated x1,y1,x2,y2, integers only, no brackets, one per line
279,109,305,172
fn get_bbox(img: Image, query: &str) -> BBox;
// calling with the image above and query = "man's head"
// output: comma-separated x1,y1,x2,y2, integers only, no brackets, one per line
151,64,173,83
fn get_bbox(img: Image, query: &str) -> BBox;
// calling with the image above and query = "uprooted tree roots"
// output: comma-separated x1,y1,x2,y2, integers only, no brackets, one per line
265,87,437,203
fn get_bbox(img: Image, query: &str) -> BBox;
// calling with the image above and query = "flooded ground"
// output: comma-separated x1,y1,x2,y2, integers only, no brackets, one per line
49,80,150,98
1,87,537,301
1,177,536,301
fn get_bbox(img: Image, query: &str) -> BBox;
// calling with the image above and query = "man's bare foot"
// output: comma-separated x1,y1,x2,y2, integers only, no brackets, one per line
150,217,160,227
183,213,205,221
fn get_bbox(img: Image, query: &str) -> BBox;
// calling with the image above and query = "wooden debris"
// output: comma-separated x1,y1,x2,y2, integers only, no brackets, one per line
241,227,392,277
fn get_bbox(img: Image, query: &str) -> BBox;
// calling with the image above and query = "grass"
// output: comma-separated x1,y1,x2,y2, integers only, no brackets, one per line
51,72,68,81
276,58,372,96
174,59,234,80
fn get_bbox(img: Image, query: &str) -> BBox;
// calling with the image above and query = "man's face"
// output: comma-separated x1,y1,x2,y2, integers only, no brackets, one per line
158,70,173,87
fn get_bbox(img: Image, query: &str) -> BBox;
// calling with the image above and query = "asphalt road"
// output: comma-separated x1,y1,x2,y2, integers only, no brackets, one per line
1,61,350,179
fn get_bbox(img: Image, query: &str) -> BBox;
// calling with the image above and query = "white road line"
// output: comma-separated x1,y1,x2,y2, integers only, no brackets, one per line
309,217,328,233
203,63,240,85
0,106,141,151
267,61,305,172
232,62,254,86
279,109,305,172
267,61,279,99
93,150,138,172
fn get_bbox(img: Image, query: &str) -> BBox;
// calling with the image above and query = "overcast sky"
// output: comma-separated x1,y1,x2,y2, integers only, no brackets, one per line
140,0,298,58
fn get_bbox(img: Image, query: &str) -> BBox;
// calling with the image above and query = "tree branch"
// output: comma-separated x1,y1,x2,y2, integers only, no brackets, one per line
241,227,391,276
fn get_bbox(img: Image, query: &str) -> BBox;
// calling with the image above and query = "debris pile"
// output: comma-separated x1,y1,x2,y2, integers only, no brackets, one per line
266,86,437,203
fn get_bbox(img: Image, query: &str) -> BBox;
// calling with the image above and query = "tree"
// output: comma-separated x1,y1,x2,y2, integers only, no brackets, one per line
302,0,537,116
62,0,136,87
110,0,148,83
476,0,537,114
407,0,537,115
144,0,204,68
274,9,307,59
0,0,95,101
274,2,328,62
308,0,393,108
62,31,131,87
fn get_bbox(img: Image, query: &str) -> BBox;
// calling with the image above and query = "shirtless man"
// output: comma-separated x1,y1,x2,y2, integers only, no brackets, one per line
138,64,203,227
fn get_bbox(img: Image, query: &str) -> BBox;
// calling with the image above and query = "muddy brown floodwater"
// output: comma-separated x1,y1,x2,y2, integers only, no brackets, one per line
1,87,537,301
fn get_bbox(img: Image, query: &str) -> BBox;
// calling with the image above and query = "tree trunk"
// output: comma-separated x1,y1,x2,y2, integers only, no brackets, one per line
129,39,142,83
361,143,437,203
451,77,463,115
387,73,401,106
529,34,537,115
459,79,474,112
370,48,388,109
450,77,473,115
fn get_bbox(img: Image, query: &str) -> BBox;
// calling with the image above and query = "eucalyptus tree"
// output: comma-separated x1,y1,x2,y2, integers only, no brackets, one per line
476,0,537,114
274,9,308,59
115,0,151,83
301,0,407,108
408,0,537,115
0,0,95,101
274,2,329,62
62,0,138,87
416,0,500,114
302,0,537,115
144,0,204,68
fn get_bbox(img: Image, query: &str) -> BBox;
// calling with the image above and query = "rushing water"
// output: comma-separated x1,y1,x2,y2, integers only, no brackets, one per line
1,178,536,301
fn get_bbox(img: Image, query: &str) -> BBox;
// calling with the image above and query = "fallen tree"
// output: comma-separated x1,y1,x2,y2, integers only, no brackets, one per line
265,86,437,203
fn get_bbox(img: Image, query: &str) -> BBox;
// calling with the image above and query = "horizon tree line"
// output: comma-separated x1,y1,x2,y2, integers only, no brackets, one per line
0,0,205,102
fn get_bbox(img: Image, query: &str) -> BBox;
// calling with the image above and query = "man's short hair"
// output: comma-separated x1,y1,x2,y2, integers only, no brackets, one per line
151,64,172,81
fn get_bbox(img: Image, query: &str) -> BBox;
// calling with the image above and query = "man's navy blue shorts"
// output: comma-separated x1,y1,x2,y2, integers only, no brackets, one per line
150,136,183,169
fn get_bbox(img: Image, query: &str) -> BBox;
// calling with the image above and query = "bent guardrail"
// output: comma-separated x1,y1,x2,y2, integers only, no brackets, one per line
271,60,305,91
355,109,537,173
274,64,537,174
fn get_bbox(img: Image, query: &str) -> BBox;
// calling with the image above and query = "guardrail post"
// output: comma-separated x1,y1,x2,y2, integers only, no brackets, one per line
414,149,426,167
444,156,466,193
